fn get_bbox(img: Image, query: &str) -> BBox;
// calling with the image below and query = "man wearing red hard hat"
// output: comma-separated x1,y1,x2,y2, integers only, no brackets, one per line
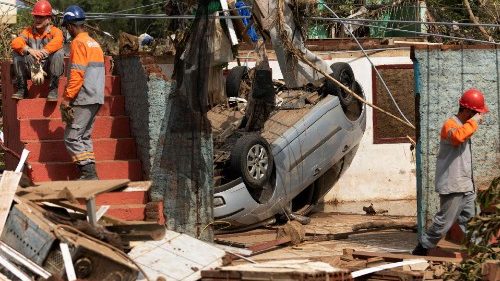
11,0,64,101
412,88,488,256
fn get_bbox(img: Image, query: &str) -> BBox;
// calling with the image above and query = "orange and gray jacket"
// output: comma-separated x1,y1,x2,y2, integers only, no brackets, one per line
11,25,63,56
434,116,478,194
64,32,105,105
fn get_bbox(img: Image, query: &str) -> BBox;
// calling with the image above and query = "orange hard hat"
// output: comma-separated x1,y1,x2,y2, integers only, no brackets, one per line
32,0,52,16
459,88,489,113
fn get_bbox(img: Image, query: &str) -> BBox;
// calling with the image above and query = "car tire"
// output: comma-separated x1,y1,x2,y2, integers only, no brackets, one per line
226,66,249,98
230,134,273,190
325,62,355,107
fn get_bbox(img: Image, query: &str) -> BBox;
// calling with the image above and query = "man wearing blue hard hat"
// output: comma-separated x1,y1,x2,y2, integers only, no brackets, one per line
60,5,105,180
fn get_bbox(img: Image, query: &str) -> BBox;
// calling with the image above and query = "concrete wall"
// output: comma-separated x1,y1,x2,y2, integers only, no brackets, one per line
115,56,174,179
229,52,417,203
414,46,500,226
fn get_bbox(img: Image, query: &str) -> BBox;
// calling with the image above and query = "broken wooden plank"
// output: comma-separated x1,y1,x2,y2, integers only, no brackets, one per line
482,260,500,281
17,179,130,202
0,254,31,281
352,221,416,232
350,250,462,263
202,260,352,281
0,241,51,279
351,259,427,279
105,223,166,242
54,201,165,224
247,237,291,254
0,171,22,234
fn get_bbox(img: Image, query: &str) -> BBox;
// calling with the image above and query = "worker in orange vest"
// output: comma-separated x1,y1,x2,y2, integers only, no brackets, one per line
11,0,64,101
412,89,489,256
60,5,105,180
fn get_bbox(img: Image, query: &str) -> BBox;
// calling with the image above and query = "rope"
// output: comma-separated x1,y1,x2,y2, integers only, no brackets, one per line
276,0,415,130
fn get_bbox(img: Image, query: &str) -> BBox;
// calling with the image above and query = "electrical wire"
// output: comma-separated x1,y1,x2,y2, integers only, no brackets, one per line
333,20,500,45
320,3,415,127
86,14,251,21
309,17,500,28
110,0,166,14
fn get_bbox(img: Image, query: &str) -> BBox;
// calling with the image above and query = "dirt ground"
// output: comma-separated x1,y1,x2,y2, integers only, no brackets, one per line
217,212,418,264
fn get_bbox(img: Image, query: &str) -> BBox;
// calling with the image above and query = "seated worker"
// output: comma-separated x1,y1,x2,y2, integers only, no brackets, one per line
11,0,64,101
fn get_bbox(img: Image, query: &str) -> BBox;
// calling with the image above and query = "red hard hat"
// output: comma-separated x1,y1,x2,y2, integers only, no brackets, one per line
459,88,489,113
32,0,52,16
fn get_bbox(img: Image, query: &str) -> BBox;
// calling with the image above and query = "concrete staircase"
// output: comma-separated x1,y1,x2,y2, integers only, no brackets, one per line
1,58,143,182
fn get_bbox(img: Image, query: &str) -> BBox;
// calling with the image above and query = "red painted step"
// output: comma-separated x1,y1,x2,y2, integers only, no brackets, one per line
25,75,121,98
25,138,137,162
29,160,143,182
17,96,125,119
19,116,131,141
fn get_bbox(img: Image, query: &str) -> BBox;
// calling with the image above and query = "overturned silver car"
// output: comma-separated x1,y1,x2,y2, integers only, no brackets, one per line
209,62,366,230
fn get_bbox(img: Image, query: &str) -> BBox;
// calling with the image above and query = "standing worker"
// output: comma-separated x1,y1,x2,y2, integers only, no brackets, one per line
60,5,104,180
11,0,64,101
412,89,489,256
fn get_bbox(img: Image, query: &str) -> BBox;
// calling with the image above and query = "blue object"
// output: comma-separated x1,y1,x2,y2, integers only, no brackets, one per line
235,0,259,42
139,33,154,46
62,5,86,26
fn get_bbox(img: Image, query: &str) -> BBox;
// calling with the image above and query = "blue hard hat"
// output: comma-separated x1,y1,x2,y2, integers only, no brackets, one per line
62,5,86,26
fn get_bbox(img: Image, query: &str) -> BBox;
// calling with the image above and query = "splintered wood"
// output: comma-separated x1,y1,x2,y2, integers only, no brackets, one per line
339,249,460,281
202,259,352,281
17,179,130,202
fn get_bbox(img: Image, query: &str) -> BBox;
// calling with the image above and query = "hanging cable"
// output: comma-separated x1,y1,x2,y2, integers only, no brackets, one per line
85,14,250,20
110,1,166,14
309,17,500,29
331,20,500,45
320,2,415,127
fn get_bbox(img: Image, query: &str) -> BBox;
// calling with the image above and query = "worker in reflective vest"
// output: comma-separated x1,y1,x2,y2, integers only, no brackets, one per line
412,89,489,256
61,5,105,180
11,0,64,101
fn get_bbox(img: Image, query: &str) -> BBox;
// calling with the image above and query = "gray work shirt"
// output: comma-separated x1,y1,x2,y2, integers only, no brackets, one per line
434,116,475,194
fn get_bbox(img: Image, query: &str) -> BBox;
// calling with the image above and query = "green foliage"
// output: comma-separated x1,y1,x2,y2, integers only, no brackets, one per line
52,0,171,38
443,177,499,281
0,8,32,59
426,0,499,42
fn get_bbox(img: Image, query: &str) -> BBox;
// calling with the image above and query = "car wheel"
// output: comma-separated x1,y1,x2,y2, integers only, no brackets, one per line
230,134,274,190
325,62,355,107
344,81,365,121
226,66,249,98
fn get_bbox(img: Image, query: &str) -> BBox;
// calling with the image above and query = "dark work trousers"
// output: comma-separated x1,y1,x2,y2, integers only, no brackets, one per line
13,49,64,84
420,192,476,249
64,104,101,165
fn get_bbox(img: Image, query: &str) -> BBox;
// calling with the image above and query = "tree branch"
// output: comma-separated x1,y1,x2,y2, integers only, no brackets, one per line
463,0,492,41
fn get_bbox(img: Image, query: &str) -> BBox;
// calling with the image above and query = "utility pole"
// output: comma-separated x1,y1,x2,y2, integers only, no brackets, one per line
150,0,215,241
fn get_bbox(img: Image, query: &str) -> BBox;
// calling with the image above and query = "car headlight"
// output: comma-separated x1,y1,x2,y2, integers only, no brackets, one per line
213,196,225,207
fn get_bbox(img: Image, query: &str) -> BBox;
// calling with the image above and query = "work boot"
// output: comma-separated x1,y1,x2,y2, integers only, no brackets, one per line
78,163,99,180
46,76,59,102
411,243,428,256
12,76,27,100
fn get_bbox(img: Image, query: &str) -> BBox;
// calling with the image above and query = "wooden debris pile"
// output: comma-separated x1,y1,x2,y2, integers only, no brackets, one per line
335,249,461,281
202,259,353,281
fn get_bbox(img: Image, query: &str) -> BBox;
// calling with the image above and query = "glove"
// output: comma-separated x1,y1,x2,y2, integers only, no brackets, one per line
30,63,47,85
471,113,483,124
60,104,74,124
